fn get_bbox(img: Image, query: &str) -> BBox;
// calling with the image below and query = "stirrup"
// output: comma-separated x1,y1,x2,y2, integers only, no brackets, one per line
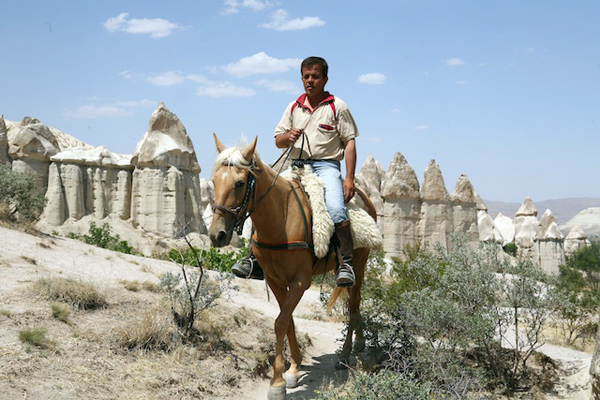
232,256,264,280
336,263,355,288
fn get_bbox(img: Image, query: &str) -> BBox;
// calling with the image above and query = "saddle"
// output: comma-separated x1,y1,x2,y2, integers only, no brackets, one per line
282,165,382,259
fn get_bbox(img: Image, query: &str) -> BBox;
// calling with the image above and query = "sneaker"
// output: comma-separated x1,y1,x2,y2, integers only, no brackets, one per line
335,263,355,288
231,255,264,280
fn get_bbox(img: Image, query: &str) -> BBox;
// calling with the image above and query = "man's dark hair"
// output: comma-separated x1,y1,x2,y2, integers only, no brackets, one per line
301,56,328,78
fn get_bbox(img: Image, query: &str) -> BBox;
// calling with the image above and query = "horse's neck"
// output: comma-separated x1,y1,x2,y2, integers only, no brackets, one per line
250,163,296,242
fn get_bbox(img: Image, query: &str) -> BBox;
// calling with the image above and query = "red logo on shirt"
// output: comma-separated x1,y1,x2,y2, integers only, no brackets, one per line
319,124,334,131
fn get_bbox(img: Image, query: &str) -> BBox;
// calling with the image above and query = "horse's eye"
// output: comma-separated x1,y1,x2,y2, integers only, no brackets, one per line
235,180,245,188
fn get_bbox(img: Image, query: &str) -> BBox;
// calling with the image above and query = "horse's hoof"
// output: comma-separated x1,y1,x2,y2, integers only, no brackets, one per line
283,373,299,389
335,359,350,370
267,386,286,400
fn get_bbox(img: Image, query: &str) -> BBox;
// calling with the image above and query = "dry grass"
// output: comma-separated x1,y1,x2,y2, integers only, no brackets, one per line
19,326,51,349
33,277,108,310
51,303,71,323
120,280,160,293
0,308,13,318
114,307,180,353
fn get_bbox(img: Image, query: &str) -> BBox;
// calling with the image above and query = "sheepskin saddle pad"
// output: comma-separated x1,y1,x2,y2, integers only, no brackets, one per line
282,165,383,259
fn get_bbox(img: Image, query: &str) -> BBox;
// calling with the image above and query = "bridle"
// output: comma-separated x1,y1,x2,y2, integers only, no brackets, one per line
211,161,257,235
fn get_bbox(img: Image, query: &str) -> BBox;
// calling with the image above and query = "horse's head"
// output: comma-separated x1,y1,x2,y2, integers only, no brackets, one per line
208,133,258,247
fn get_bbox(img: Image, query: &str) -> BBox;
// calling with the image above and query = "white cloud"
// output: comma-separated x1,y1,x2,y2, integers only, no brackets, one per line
444,58,466,66
223,52,301,77
260,9,325,31
119,70,134,79
146,71,185,86
196,81,255,98
456,80,467,85
222,0,271,15
416,125,429,131
63,99,154,119
186,74,209,83
255,79,299,94
104,13,186,38
391,108,404,114
358,73,386,85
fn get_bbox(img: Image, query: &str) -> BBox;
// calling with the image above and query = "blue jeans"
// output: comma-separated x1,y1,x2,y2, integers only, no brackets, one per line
304,160,348,224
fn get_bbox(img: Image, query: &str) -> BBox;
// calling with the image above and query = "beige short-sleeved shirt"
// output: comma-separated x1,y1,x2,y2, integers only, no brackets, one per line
274,93,359,161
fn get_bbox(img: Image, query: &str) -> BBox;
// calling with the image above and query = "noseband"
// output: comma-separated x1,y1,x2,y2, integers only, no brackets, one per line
212,162,257,235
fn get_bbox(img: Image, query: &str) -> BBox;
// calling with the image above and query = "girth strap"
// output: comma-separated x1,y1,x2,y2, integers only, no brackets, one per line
251,180,312,252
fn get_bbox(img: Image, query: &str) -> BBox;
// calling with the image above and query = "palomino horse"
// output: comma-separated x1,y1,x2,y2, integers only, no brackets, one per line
208,134,376,400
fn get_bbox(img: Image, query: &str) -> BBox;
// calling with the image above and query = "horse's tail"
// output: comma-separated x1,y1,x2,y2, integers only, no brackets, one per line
326,287,346,314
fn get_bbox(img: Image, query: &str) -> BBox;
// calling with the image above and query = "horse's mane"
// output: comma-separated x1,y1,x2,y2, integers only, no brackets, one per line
213,146,262,173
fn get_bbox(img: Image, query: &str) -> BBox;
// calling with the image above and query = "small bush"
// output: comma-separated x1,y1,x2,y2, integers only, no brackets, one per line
19,326,50,349
34,278,108,310
71,222,135,255
51,303,71,323
0,165,47,222
168,245,248,273
317,370,435,400
115,309,179,353
503,242,518,257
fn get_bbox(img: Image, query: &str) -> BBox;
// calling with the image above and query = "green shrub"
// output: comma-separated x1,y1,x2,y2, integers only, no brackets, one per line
358,234,560,395
19,326,50,349
168,245,248,272
503,242,518,257
317,370,435,400
71,222,135,254
566,242,600,290
0,164,46,222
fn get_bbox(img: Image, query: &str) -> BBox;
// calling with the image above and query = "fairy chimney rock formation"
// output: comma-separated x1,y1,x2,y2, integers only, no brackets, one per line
130,103,203,237
451,174,479,241
419,160,452,248
381,152,421,258
41,147,134,225
536,209,565,274
494,213,515,245
356,154,385,230
478,210,503,243
564,226,590,256
514,196,539,251
9,118,61,189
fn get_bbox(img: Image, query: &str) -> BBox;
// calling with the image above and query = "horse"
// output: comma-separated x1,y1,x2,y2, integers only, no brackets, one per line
208,134,376,400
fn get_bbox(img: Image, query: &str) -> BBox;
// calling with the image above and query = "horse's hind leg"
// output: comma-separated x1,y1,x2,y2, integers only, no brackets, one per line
337,249,368,369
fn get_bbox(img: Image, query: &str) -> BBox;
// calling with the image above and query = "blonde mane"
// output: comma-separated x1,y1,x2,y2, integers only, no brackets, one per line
213,146,262,174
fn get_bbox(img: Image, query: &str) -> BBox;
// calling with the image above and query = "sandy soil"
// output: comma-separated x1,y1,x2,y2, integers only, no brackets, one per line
0,225,593,399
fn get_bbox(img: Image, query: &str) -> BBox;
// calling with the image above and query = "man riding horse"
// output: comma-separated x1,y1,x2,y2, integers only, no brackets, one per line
232,56,359,288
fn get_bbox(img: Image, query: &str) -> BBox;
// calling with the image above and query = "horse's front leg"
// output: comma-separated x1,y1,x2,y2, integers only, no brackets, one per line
267,280,308,400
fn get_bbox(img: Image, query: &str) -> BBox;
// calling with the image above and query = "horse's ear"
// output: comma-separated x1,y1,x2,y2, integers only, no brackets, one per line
213,133,226,154
241,136,258,161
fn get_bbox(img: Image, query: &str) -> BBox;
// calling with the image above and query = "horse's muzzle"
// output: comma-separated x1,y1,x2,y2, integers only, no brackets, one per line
208,222,232,247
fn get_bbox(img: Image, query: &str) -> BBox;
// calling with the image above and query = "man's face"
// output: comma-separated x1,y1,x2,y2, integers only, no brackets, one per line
301,64,328,98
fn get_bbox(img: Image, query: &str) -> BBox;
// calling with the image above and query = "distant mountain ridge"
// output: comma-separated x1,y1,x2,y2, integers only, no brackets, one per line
485,198,600,225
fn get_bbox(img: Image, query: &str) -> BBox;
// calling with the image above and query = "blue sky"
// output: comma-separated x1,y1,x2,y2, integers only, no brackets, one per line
2,0,599,203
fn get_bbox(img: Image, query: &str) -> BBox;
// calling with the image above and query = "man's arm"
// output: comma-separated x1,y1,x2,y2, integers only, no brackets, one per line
343,138,356,203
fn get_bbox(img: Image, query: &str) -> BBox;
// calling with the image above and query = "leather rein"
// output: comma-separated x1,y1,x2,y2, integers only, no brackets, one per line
211,159,312,252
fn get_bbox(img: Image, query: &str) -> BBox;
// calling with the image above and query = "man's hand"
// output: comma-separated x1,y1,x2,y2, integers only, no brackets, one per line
343,177,355,203
287,128,302,145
